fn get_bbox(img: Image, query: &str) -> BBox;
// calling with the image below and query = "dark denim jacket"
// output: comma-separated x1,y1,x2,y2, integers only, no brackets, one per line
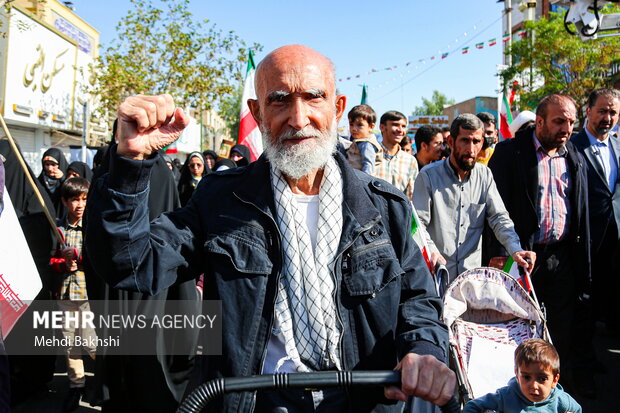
85,147,448,412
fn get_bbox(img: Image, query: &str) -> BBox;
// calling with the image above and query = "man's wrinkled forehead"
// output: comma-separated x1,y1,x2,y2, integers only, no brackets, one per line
255,48,335,100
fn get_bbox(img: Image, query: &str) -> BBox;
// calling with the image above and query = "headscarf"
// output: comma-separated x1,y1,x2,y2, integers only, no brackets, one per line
67,161,94,182
178,152,209,207
37,147,69,220
230,144,250,167
213,158,237,172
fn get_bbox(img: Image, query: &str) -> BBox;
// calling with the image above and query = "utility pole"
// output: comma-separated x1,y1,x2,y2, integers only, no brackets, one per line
505,0,513,67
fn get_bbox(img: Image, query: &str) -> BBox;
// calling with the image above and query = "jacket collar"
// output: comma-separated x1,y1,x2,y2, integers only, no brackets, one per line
232,152,381,232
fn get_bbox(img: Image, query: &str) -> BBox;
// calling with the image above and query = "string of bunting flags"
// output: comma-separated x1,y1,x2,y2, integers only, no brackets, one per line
337,27,526,83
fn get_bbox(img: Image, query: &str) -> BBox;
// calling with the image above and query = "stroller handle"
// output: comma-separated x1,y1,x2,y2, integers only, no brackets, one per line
177,370,461,413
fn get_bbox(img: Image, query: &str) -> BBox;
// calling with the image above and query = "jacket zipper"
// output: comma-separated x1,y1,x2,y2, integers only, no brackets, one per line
331,217,381,371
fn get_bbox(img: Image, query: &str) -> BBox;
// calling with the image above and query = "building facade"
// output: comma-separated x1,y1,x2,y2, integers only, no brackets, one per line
0,0,105,174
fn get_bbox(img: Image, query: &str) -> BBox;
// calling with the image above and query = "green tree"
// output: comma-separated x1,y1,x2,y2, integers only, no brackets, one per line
412,90,455,115
219,81,244,140
500,6,620,121
91,0,258,119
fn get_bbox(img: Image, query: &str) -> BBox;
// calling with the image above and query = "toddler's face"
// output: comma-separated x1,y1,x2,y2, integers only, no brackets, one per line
349,118,374,140
515,362,559,403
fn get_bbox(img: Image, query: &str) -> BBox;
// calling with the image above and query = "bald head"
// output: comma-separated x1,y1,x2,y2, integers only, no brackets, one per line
255,45,336,99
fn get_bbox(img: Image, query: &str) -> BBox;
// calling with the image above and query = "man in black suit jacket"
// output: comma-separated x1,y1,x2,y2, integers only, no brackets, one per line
488,94,595,397
571,88,620,332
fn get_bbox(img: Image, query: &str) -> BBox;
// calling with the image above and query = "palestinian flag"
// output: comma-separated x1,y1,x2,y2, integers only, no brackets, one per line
489,38,497,46
238,50,263,162
462,47,469,54
411,208,432,272
500,89,513,139
502,33,510,42
475,42,484,49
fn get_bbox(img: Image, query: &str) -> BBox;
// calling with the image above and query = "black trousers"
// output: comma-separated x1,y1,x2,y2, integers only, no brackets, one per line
591,222,620,327
531,242,596,373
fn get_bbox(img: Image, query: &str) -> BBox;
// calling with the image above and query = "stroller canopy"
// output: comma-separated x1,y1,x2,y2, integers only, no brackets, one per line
442,267,544,330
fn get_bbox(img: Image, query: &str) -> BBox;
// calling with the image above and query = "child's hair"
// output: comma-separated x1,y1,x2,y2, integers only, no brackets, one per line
61,177,90,200
399,135,412,148
348,104,376,125
514,339,560,376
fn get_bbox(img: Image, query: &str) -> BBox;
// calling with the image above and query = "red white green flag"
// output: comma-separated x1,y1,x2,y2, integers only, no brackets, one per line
502,33,511,42
411,208,432,272
461,47,469,54
475,42,484,49
489,38,497,46
500,89,513,139
238,50,262,162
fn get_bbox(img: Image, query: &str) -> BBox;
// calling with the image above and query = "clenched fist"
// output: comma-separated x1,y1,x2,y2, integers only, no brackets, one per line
116,94,190,160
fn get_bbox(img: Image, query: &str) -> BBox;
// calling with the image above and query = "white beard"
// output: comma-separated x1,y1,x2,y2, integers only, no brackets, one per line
262,119,338,180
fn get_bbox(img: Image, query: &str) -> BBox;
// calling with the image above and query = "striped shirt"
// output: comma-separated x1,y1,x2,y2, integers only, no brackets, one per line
374,144,418,200
533,134,572,244
59,219,88,301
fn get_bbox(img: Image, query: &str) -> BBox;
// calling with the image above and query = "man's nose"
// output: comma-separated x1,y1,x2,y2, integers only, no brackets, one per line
288,99,310,130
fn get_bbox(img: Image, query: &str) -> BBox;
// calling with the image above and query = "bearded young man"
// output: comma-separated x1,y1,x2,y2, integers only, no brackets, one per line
85,45,454,412
412,114,535,281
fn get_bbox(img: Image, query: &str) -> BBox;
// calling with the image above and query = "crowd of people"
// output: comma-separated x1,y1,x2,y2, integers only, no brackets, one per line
0,44,618,412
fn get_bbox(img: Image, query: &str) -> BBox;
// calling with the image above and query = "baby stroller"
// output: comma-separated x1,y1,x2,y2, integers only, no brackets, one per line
439,266,550,406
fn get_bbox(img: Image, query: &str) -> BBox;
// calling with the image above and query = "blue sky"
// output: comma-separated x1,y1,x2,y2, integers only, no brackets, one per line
73,0,506,128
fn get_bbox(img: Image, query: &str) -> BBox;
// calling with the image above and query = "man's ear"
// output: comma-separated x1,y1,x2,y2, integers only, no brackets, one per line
379,123,386,134
447,134,456,150
335,95,347,122
535,115,544,130
247,99,262,130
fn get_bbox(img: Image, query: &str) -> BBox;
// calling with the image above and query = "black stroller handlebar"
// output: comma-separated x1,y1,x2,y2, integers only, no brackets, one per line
177,370,461,413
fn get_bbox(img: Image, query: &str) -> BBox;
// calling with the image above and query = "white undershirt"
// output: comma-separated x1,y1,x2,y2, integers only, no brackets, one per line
262,194,319,374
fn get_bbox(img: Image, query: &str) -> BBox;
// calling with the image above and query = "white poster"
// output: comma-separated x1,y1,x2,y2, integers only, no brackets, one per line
0,189,42,339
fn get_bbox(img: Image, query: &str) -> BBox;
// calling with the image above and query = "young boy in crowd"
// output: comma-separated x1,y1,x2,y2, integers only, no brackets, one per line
346,104,383,175
50,177,97,412
464,339,581,412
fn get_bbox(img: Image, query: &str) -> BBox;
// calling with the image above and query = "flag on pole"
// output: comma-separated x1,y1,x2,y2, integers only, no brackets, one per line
503,257,532,292
0,190,42,339
461,47,469,54
502,33,511,42
238,50,263,162
500,89,514,139
489,38,497,46
411,208,432,272
360,84,368,105
475,42,484,49
517,29,527,38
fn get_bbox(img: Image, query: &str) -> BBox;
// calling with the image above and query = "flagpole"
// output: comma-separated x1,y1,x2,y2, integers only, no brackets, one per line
0,113,64,245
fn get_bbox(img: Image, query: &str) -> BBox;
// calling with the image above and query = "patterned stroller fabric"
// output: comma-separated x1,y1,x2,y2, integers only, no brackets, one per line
442,267,548,401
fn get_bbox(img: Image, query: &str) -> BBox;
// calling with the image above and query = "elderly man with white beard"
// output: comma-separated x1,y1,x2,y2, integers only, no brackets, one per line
85,45,454,412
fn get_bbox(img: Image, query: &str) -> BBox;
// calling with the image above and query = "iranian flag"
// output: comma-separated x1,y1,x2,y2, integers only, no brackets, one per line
238,50,263,162
411,208,432,272
500,89,513,139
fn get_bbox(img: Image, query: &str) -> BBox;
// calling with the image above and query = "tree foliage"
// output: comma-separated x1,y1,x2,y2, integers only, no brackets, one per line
91,0,259,119
500,6,620,120
412,90,455,115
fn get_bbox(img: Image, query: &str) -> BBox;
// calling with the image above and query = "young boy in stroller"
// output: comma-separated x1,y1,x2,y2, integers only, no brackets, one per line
463,339,581,413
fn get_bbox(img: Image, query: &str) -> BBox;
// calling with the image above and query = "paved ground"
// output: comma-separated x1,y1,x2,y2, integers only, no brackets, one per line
10,323,620,412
